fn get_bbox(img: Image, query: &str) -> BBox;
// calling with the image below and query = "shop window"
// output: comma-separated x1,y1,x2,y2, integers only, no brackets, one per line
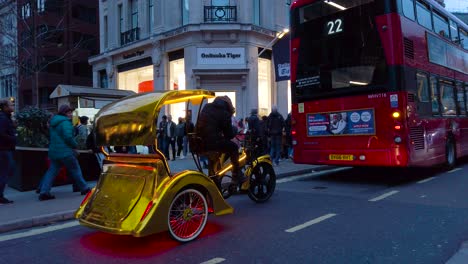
440,81,456,116
118,64,153,94
402,0,415,21
258,58,272,117
169,58,186,118
430,76,440,115
416,0,432,30
456,83,466,116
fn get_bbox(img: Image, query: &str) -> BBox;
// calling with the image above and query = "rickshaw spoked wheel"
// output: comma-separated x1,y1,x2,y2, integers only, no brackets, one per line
248,162,276,203
168,189,208,242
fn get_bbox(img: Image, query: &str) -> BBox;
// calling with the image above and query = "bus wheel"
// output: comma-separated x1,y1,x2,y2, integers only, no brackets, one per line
445,139,456,170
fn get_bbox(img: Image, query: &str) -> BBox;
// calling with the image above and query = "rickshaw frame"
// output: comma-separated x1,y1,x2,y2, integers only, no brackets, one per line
75,90,234,238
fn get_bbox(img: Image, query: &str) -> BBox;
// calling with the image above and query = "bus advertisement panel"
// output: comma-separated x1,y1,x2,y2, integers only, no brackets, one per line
290,0,468,169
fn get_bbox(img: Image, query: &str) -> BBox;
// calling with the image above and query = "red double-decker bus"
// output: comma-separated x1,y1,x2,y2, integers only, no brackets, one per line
290,0,468,169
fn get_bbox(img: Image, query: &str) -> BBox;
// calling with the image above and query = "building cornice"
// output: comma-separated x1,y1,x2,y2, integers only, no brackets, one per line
89,23,277,64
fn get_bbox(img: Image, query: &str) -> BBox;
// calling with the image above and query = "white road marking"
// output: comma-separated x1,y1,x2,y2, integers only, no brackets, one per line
277,167,351,183
285,213,337,233
418,177,435,184
368,190,399,202
0,221,79,242
448,168,462,173
200,258,226,264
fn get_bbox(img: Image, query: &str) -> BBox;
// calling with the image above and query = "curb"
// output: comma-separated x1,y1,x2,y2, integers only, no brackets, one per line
0,166,338,235
0,210,76,233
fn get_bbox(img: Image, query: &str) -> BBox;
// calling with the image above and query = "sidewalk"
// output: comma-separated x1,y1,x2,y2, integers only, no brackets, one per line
0,156,326,234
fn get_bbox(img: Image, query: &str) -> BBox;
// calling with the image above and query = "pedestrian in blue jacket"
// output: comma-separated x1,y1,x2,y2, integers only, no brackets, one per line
0,99,16,204
38,105,90,201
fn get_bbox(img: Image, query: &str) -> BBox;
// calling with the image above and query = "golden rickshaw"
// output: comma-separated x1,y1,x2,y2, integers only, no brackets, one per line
75,89,276,242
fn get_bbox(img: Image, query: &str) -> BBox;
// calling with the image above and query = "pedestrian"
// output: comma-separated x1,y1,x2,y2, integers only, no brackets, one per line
259,115,269,155
38,105,90,201
267,106,285,166
74,116,89,150
165,115,177,161
0,99,16,204
157,115,168,156
247,108,262,155
175,117,186,159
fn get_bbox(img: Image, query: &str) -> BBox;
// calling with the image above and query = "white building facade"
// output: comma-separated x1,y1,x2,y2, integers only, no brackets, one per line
90,0,290,119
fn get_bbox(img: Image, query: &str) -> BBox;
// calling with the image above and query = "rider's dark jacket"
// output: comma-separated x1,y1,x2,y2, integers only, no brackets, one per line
196,98,235,149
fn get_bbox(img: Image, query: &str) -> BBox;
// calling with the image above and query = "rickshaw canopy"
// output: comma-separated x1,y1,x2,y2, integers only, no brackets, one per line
94,89,215,147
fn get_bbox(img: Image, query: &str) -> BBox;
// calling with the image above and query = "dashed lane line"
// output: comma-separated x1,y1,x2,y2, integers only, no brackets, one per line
448,168,462,173
368,190,399,202
285,213,337,233
0,221,79,242
418,177,435,184
200,258,226,264
276,167,351,184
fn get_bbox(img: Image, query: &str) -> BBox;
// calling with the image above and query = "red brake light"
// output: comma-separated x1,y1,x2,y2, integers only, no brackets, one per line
140,201,154,222
80,189,93,207
394,125,401,130
291,129,297,135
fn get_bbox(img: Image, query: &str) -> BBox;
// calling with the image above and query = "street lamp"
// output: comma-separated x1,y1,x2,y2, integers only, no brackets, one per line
258,28,289,58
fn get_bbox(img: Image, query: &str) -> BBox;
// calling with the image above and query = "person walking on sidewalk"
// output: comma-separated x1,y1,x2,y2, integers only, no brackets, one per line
0,99,16,204
38,105,90,201
165,115,177,161
175,117,186,159
267,106,285,166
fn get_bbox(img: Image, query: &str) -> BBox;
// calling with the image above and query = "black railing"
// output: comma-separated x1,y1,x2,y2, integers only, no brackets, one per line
204,6,237,22
120,28,140,45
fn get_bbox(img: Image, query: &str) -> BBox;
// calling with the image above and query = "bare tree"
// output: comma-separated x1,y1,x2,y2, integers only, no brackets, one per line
0,0,96,108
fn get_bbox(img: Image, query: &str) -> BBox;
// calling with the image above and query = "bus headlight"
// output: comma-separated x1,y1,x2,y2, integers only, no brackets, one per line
394,136,402,144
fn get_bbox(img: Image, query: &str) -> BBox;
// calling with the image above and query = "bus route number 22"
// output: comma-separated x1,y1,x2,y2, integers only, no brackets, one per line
326,19,343,35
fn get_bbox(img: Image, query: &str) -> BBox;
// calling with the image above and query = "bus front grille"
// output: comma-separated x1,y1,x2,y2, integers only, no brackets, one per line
409,126,425,151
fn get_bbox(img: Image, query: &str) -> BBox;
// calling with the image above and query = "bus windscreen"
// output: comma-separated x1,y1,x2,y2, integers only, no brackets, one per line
292,0,388,101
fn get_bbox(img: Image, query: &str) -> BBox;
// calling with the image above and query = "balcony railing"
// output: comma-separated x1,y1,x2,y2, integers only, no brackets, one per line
204,6,237,22
120,28,140,45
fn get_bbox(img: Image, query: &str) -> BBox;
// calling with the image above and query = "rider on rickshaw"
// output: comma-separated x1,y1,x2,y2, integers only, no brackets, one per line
195,95,247,187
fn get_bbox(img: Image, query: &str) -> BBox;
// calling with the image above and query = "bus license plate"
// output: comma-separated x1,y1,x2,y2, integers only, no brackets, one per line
329,154,354,161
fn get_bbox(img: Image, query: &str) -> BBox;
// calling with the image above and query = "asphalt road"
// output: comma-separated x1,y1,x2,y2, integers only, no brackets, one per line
1,161,468,264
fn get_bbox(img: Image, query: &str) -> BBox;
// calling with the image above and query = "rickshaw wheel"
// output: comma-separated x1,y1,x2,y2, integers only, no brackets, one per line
168,189,208,243
248,162,276,203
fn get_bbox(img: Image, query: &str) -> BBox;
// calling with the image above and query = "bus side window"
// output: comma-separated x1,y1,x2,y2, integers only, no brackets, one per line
401,0,415,20
416,0,432,30
440,81,456,116
449,20,459,44
416,73,430,102
456,83,466,116
433,11,449,39
461,28,468,50
430,76,441,116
